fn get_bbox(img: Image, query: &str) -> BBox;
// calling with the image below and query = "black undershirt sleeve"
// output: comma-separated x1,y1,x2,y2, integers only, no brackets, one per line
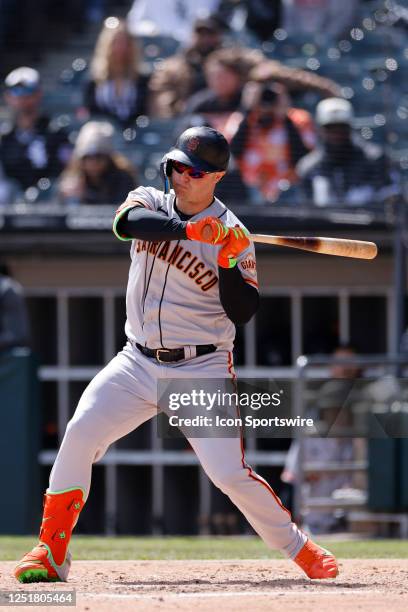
118,206,188,241
218,266,259,325
119,206,259,325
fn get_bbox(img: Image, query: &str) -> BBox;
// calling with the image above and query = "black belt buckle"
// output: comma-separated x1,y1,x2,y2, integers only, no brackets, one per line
155,348,173,363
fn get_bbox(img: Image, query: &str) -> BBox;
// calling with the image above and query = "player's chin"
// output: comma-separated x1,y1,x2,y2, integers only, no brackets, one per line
174,184,189,196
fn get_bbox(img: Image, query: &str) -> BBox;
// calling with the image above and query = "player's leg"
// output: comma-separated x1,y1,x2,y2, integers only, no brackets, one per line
14,344,157,583
170,350,338,579
49,346,157,495
189,435,338,578
188,435,304,554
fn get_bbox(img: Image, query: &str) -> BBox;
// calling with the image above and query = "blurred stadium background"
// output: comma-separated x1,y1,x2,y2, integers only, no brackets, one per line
1,0,408,540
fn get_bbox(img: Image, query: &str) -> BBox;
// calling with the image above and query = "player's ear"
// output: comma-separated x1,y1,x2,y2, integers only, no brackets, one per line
214,171,226,183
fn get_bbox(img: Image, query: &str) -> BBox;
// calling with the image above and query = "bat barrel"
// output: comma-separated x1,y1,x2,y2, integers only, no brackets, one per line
250,235,378,260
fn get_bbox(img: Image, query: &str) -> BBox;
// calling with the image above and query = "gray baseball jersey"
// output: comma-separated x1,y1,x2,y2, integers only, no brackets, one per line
115,186,259,350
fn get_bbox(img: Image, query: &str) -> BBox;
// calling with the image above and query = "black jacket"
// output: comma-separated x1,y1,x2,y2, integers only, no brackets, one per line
0,115,71,190
83,75,150,125
297,139,399,205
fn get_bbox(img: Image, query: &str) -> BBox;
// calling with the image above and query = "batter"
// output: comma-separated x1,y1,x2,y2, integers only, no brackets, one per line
14,126,338,583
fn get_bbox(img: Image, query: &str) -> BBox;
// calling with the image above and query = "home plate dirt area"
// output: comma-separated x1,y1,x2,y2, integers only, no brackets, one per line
1,559,408,611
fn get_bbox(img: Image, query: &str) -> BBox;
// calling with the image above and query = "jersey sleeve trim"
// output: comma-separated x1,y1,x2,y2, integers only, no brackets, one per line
113,203,140,241
242,277,259,289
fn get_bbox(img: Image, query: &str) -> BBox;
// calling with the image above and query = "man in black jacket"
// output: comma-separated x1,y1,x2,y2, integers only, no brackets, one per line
297,97,399,207
0,67,72,199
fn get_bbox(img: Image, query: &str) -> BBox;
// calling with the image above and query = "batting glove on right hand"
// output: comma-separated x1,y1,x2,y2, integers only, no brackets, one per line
186,216,229,245
218,226,250,269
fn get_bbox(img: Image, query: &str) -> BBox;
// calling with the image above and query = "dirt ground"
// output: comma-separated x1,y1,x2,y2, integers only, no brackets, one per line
1,559,408,611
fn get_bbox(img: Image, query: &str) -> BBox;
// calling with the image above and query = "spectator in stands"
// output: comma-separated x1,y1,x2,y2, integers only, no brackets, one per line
83,18,150,126
127,0,222,44
185,47,263,134
0,262,30,354
179,48,265,204
58,121,136,206
149,15,226,118
281,0,359,42
296,98,399,207
0,67,72,200
228,82,316,203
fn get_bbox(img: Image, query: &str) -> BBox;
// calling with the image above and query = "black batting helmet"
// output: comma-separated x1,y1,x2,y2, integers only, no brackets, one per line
161,126,230,193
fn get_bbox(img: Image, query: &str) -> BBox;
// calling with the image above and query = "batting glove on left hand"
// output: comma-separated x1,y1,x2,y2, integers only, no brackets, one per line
218,226,250,269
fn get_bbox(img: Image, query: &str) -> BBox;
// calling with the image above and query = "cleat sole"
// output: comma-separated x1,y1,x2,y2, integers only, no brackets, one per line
17,568,60,583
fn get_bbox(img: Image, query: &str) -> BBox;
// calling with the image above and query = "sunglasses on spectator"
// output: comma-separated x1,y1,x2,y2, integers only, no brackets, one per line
171,160,211,179
7,85,40,97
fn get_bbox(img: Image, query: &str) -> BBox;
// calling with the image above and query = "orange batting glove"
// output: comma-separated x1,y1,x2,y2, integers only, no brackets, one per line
218,226,250,269
186,216,229,245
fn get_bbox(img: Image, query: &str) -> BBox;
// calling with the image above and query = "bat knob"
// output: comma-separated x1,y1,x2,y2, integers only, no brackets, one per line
201,224,213,242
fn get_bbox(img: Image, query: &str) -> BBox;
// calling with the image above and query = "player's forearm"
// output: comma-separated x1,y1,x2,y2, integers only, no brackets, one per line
219,266,259,325
118,207,188,241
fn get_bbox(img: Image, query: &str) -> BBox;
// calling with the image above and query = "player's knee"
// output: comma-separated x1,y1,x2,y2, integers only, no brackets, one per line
64,417,110,463
64,417,97,448
211,466,245,493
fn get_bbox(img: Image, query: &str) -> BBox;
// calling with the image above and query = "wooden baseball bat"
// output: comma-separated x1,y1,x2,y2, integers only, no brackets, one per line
249,234,378,260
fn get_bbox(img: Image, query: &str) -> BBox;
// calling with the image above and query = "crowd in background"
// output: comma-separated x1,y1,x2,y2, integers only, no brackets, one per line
0,0,404,208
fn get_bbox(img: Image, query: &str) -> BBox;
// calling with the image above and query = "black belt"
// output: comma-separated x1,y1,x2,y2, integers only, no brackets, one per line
136,343,216,363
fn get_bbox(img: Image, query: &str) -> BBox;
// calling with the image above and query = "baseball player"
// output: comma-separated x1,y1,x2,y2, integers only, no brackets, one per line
14,126,338,583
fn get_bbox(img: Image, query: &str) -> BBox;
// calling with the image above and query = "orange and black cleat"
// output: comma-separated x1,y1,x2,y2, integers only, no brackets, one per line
294,539,339,579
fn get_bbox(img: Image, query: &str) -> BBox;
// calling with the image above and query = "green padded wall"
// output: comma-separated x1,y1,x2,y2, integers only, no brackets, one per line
0,350,41,533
